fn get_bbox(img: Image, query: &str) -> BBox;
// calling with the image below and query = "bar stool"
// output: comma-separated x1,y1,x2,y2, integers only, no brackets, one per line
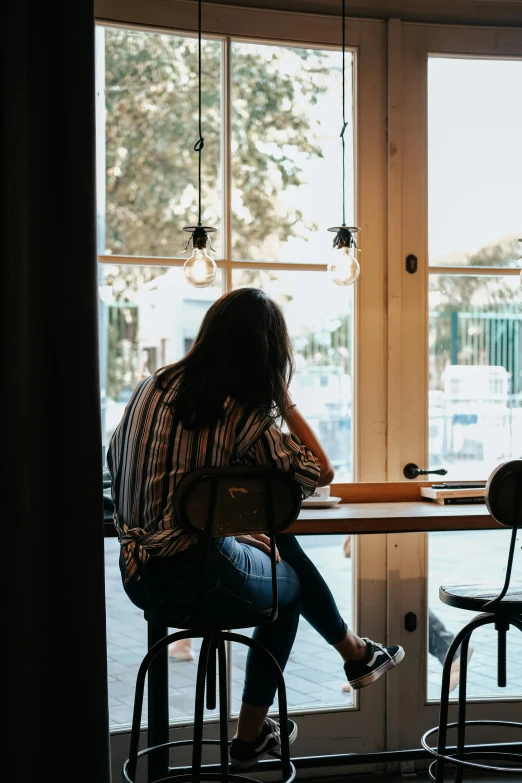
422,459,522,781
123,466,302,783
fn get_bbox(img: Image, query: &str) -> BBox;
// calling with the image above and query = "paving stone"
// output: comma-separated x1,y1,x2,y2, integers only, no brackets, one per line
109,706,134,726
116,695,141,709
109,680,137,699
301,658,341,675
114,651,145,666
113,671,143,687
305,689,345,705
107,661,133,675
281,674,319,695
296,668,339,686
321,678,350,693
284,665,309,678
108,696,126,708
283,688,323,706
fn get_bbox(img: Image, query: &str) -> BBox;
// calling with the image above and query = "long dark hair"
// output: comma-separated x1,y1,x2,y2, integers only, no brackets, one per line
155,288,294,427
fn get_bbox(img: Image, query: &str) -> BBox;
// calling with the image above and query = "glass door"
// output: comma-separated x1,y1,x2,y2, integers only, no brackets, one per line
96,7,390,773
391,22,522,751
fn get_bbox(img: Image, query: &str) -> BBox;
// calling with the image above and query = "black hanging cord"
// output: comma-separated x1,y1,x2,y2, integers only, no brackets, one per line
194,0,204,226
183,0,217,260
340,0,347,226
327,3,360,262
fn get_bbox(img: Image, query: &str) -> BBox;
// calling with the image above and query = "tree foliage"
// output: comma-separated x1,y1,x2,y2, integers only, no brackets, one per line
103,29,329,263
99,29,332,401
431,236,521,310
429,237,522,391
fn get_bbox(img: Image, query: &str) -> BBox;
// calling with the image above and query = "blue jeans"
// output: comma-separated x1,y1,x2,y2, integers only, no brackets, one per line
124,534,348,706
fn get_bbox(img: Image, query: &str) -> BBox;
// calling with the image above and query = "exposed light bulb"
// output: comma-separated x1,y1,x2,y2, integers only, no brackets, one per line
328,244,360,286
184,246,217,288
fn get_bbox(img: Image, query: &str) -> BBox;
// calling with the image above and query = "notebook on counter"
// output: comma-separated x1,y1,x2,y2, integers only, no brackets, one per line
421,482,486,505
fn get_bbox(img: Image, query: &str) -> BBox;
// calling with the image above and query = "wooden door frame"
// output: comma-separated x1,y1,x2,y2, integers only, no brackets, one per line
389,20,522,752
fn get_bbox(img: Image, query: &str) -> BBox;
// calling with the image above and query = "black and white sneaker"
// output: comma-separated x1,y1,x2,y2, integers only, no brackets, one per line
344,638,404,690
229,717,298,769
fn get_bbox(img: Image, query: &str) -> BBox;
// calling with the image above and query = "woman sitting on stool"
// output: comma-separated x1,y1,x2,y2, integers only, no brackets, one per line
108,288,404,769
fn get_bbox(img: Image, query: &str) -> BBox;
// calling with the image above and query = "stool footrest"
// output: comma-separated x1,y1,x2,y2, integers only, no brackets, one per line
166,772,278,783
124,738,296,783
422,719,522,779
125,628,295,783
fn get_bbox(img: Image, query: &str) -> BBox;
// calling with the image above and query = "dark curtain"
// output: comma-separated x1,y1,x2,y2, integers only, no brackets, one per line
2,2,110,781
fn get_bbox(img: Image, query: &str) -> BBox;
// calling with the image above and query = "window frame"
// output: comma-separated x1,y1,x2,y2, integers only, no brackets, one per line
388,20,522,752
96,8,389,488
95,3,522,773
387,20,522,484
97,7,390,763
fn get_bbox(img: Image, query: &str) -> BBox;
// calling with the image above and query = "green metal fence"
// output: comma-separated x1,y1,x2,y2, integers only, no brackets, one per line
430,310,522,396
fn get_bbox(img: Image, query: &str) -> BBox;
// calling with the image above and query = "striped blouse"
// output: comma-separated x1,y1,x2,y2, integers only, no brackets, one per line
107,373,320,584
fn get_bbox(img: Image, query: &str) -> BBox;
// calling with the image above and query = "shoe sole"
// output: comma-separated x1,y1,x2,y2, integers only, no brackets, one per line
230,722,298,769
349,646,405,690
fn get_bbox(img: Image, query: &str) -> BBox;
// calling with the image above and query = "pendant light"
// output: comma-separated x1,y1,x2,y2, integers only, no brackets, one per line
183,0,217,288
327,0,360,286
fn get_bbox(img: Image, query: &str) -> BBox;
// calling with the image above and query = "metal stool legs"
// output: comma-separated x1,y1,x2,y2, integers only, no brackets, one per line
422,613,522,781
222,632,294,782
125,628,193,783
453,633,471,783
123,627,296,783
148,621,169,782
218,639,230,782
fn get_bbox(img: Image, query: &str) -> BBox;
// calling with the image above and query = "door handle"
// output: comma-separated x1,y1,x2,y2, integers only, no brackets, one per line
403,463,448,480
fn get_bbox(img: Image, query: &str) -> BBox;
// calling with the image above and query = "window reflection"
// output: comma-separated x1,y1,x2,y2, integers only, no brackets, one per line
99,265,222,459
429,276,522,480
233,270,354,482
427,530,522,701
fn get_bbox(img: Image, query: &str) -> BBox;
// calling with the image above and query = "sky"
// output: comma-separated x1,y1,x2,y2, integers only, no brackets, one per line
229,45,354,266
428,57,522,261
269,51,522,266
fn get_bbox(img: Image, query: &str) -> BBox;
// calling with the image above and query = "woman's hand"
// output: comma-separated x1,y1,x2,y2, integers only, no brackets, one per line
235,533,281,563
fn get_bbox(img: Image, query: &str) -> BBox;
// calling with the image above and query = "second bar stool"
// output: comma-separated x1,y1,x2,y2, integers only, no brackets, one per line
422,459,522,781
123,466,302,783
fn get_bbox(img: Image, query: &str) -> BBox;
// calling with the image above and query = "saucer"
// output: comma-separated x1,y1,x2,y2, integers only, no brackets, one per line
301,496,342,509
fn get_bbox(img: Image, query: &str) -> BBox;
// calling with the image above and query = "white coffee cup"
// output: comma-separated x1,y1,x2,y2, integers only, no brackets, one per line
309,485,330,501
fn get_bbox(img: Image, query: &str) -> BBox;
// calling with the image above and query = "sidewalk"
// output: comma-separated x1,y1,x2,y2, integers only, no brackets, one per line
105,530,521,727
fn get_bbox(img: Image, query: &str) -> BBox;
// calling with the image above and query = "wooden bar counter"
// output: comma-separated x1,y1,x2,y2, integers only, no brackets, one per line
291,481,500,535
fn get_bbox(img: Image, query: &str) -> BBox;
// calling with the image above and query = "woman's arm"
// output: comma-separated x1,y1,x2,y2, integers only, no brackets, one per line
284,406,335,486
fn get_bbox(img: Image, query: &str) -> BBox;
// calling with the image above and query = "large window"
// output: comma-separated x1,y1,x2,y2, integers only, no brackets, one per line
96,8,522,767
97,24,357,730
427,57,522,480
97,27,355,477
426,52,522,719
394,23,522,752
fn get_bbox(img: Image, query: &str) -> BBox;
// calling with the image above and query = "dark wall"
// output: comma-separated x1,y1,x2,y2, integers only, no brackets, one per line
2,1,111,780
181,0,522,26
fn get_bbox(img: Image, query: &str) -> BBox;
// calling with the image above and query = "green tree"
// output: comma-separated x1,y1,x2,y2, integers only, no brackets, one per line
431,236,521,309
100,29,332,402
429,237,522,389
103,29,329,262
